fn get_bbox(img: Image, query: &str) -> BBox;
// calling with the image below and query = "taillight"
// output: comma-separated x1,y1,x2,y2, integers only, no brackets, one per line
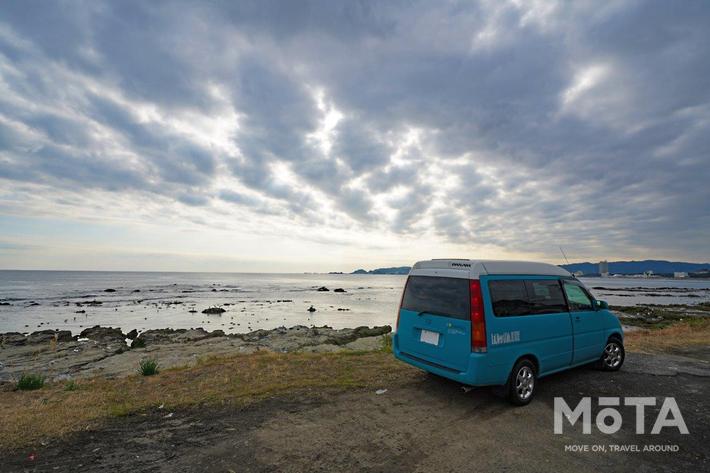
470,279,487,352
396,277,409,332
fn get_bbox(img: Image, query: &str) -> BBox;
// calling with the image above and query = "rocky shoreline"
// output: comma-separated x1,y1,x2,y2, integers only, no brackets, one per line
0,324,391,384
3,302,708,385
611,302,710,328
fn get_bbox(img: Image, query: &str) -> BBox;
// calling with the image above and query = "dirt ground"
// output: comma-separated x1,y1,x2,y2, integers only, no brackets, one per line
1,350,708,473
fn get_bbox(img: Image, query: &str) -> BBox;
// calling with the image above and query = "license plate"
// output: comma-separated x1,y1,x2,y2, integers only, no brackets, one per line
420,329,440,346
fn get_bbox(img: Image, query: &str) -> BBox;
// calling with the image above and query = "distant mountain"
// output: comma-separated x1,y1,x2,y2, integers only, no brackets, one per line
351,266,411,275
561,260,710,275
351,260,710,276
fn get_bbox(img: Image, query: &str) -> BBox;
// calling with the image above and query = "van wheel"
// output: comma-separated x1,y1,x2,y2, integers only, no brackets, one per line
597,338,625,371
506,359,536,406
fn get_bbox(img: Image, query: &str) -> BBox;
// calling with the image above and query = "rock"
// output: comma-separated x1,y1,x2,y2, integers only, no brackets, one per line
288,325,310,331
202,307,226,315
0,324,402,382
333,288,346,293
316,286,329,292
28,330,59,344
75,310,86,314
79,326,125,344
237,328,273,342
0,302,11,306
132,289,141,293
134,330,164,346
323,325,392,346
136,328,224,345
23,330,72,344
104,289,116,293
55,330,73,342
354,326,392,338
189,309,197,313
1,332,27,346
233,324,393,352
126,329,138,340
307,305,317,312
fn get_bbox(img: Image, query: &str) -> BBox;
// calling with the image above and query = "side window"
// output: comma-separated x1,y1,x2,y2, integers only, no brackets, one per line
489,280,530,317
525,280,567,314
563,282,593,311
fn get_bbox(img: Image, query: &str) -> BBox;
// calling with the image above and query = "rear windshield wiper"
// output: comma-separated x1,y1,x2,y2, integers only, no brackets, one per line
417,310,449,317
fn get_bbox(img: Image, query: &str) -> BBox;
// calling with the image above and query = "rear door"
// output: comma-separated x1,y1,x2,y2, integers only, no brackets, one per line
563,280,604,364
397,275,471,372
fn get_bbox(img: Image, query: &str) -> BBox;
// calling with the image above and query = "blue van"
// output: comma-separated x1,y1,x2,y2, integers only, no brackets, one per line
393,259,624,405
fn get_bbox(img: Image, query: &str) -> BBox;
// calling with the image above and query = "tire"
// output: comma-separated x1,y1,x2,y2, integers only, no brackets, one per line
597,337,625,371
506,359,536,406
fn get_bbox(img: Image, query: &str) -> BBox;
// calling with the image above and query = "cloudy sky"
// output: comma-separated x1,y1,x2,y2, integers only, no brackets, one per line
0,0,708,272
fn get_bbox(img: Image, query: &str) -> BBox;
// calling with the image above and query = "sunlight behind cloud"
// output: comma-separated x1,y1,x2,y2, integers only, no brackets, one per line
561,63,610,107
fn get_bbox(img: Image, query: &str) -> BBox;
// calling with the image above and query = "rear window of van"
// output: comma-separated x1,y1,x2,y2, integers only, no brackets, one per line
401,276,470,320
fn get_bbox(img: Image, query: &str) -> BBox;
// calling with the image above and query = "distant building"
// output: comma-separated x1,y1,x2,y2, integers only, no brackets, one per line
599,260,609,277
643,270,654,278
573,270,584,277
674,272,688,279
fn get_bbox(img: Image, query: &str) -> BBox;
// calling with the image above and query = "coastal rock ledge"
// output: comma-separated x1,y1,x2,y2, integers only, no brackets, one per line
0,324,392,383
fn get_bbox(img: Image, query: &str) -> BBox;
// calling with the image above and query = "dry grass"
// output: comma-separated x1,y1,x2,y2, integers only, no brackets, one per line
0,350,413,452
624,319,710,353
3,321,709,452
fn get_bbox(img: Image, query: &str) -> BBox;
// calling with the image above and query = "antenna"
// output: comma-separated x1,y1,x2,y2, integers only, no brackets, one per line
559,246,570,265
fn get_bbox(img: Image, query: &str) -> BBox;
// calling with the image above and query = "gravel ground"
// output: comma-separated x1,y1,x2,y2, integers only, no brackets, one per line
1,348,708,473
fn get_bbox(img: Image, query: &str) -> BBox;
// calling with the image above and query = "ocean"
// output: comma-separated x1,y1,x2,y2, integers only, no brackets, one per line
1,271,709,335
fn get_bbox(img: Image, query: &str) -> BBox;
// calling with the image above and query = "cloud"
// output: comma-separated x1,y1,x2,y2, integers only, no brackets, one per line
0,240,37,251
0,0,709,264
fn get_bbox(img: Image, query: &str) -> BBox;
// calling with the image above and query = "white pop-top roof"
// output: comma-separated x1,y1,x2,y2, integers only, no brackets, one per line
410,259,571,279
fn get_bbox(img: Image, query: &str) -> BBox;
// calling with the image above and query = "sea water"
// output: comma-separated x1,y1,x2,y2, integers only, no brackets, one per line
0,271,708,335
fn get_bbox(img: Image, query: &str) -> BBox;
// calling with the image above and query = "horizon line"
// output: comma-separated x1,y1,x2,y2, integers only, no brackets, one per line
1,258,709,274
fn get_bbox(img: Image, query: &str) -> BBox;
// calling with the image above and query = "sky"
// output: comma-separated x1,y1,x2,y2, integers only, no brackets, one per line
0,0,709,272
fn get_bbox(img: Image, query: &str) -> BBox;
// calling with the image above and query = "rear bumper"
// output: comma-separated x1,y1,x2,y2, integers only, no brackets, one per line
393,333,496,386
